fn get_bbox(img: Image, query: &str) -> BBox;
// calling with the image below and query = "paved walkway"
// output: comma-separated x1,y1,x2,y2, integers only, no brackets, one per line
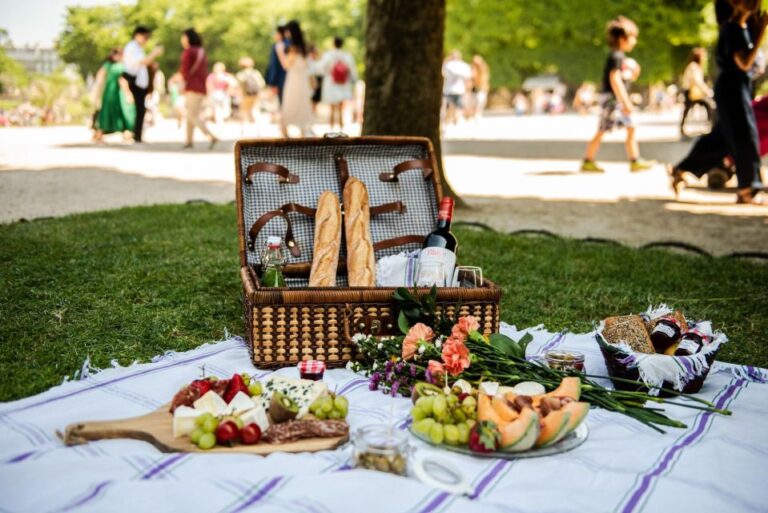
1,112,765,255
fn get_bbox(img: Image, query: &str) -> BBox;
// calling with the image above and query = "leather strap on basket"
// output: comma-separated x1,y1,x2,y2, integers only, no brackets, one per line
370,201,407,216
335,154,350,190
373,235,425,252
247,202,317,257
379,159,433,182
245,163,300,184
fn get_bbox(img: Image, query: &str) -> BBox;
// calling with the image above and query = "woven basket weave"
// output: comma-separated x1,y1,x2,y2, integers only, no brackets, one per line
235,136,502,368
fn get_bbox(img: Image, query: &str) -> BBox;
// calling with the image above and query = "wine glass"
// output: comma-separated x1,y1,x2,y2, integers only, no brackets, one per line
452,266,483,288
416,261,447,287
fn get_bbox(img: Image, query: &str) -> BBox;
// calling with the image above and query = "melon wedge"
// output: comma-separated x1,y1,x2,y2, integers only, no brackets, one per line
491,396,519,423
500,408,540,452
546,377,581,401
535,410,571,448
561,401,589,434
478,393,504,425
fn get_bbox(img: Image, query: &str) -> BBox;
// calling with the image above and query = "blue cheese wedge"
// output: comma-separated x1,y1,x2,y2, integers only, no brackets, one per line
172,405,200,438
260,376,328,418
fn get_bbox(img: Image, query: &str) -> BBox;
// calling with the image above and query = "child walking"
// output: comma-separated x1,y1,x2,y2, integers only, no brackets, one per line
581,16,654,173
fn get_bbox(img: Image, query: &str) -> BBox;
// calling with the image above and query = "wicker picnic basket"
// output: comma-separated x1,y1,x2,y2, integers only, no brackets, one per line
235,136,501,368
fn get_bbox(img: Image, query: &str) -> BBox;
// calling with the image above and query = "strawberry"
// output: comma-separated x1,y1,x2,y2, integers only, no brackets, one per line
190,379,212,396
457,392,469,402
468,420,501,453
223,373,249,403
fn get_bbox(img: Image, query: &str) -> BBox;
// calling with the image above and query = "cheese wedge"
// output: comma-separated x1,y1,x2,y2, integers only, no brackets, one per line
240,406,270,432
226,391,256,416
172,405,200,438
261,376,329,418
193,390,228,416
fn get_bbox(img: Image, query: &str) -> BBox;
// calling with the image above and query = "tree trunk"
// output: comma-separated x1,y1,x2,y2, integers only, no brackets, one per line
362,0,465,206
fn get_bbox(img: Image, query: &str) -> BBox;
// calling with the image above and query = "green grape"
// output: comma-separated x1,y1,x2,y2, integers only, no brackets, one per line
329,409,342,420
415,396,434,413
202,416,219,434
315,409,327,420
444,424,460,446
335,403,348,418
457,423,470,445
452,408,467,423
190,428,204,444
465,419,476,429
248,382,262,396
413,418,436,435
432,395,447,417
198,432,216,450
321,397,334,413
195,412,214,428
411,406,427,421
334,396,349,410
429,423,445,445
309,400,321,414
240,373,251,386
446,394,459,407
461,396,477,416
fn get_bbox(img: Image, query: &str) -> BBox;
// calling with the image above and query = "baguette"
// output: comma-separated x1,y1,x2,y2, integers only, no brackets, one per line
309,192,342,287
343,177,376,287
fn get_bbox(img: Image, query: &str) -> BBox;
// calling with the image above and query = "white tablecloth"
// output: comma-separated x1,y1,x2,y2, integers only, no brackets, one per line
1,323,766,513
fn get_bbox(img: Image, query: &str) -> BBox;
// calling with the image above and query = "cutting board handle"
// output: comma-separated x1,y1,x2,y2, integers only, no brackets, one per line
61,411,176,452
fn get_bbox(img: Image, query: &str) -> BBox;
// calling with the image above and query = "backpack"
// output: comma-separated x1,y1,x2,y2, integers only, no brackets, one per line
331,59,350,85
242,71,262,95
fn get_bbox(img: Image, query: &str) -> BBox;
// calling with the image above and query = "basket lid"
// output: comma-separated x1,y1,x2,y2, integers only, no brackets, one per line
234,136,444,271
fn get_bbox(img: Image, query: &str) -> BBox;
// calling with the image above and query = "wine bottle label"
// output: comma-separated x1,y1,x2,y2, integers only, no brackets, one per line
417,247,456,287
653,323,676,338
677,339,701,354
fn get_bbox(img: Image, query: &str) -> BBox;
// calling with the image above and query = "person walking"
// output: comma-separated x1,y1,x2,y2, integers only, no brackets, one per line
442,50,471,126
122,26,163,144
276,20,314,137
307,45,323,114
207,62,236,124
92,48,135,142
581,16,654,173
179,28,217,149
679,48,715,138
265,25,288,105
319,37,357,130
236,56,265,126
669,0,767,204
469,55,490,120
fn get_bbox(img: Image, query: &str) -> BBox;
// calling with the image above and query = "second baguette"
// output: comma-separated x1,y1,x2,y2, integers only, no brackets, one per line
343,177,376,287
309,192,342,287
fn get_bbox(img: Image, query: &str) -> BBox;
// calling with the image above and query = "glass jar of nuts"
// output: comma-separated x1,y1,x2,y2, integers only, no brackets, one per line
544,350,586,372
353,425,409,476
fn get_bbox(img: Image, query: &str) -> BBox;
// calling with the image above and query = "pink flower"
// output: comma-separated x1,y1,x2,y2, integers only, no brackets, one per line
427,360,445,377
451,316,480,339
441,336,470,376
402,323,434,361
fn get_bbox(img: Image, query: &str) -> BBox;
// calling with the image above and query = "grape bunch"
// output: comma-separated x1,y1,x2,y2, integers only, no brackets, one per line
309,394,349,420
190,412,222,450
411,393,477,446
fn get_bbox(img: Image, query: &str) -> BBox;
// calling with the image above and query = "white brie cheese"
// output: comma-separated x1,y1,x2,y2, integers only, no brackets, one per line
261,376,329,418
479,381,499,397
239,406,270,432
172,405,200,438
226,391,256,415
193,390,228,416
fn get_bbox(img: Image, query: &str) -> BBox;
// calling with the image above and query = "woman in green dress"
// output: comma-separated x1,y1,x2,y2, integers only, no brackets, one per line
93,48,136,141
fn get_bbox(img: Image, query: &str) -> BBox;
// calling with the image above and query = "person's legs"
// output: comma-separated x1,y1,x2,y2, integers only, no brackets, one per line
625,125,639,161
680,92,693,135
338,102,345,130
584,130,605,161
184,92,199,146
130,84,147,142
719,91,762,193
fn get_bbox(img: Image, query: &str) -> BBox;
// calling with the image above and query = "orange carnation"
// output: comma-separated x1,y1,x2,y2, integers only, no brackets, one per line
451,316,480,339
427,360,445,377
402,323,434,361
441,336,470,376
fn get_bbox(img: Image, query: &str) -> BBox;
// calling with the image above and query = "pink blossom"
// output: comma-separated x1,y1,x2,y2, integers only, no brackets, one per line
402,323,434,361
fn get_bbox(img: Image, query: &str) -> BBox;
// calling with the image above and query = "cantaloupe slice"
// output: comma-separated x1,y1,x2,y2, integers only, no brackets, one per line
545,377,581,401
478,393,504,425
535,410,571,448
561,401,589,434
500,408,540,452
491,396,519,423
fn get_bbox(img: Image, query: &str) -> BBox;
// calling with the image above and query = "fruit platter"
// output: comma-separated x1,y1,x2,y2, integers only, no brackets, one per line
408,377,589,458
63,368,352,454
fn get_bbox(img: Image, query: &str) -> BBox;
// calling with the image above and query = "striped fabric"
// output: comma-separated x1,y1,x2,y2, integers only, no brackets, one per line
0,325,765,512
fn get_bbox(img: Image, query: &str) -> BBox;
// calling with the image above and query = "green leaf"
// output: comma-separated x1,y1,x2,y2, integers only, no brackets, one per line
517,333,534,355
398,310,411,335
489,333,522,357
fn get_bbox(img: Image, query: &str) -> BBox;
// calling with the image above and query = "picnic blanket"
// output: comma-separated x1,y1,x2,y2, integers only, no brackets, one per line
1,323,766,513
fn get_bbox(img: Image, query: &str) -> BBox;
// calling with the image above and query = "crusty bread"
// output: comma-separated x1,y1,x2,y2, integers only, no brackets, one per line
343,178,375,287
309,191,342,287
603,315,655,354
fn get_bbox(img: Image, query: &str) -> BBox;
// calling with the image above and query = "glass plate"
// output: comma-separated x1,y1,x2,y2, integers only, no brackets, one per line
409,423,588,459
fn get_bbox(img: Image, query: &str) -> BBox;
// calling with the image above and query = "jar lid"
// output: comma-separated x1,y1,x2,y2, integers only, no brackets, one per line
298,360,326,375
267,236,281,248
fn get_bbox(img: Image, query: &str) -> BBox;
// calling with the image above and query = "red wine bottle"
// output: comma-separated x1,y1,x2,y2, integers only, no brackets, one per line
417,197,458,286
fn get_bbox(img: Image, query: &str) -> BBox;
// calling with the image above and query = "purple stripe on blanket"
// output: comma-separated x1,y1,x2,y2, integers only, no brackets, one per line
418,491,450,513
621,378,746,513
231,477,283,513
3,343,241,415
141,453,187,479
337,378,368,396
746,365,767,383
5,450,37,464
527,332,565,361
471,460,509,499
54,480,111,512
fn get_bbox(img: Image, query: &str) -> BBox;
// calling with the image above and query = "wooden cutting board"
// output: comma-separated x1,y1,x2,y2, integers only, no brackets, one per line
61,405,349,455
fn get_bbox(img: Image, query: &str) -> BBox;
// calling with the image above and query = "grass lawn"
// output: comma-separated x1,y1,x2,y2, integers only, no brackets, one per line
1,203,766,402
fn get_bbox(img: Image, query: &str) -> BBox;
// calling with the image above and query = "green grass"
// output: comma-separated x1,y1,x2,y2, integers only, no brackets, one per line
1,203,766,402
